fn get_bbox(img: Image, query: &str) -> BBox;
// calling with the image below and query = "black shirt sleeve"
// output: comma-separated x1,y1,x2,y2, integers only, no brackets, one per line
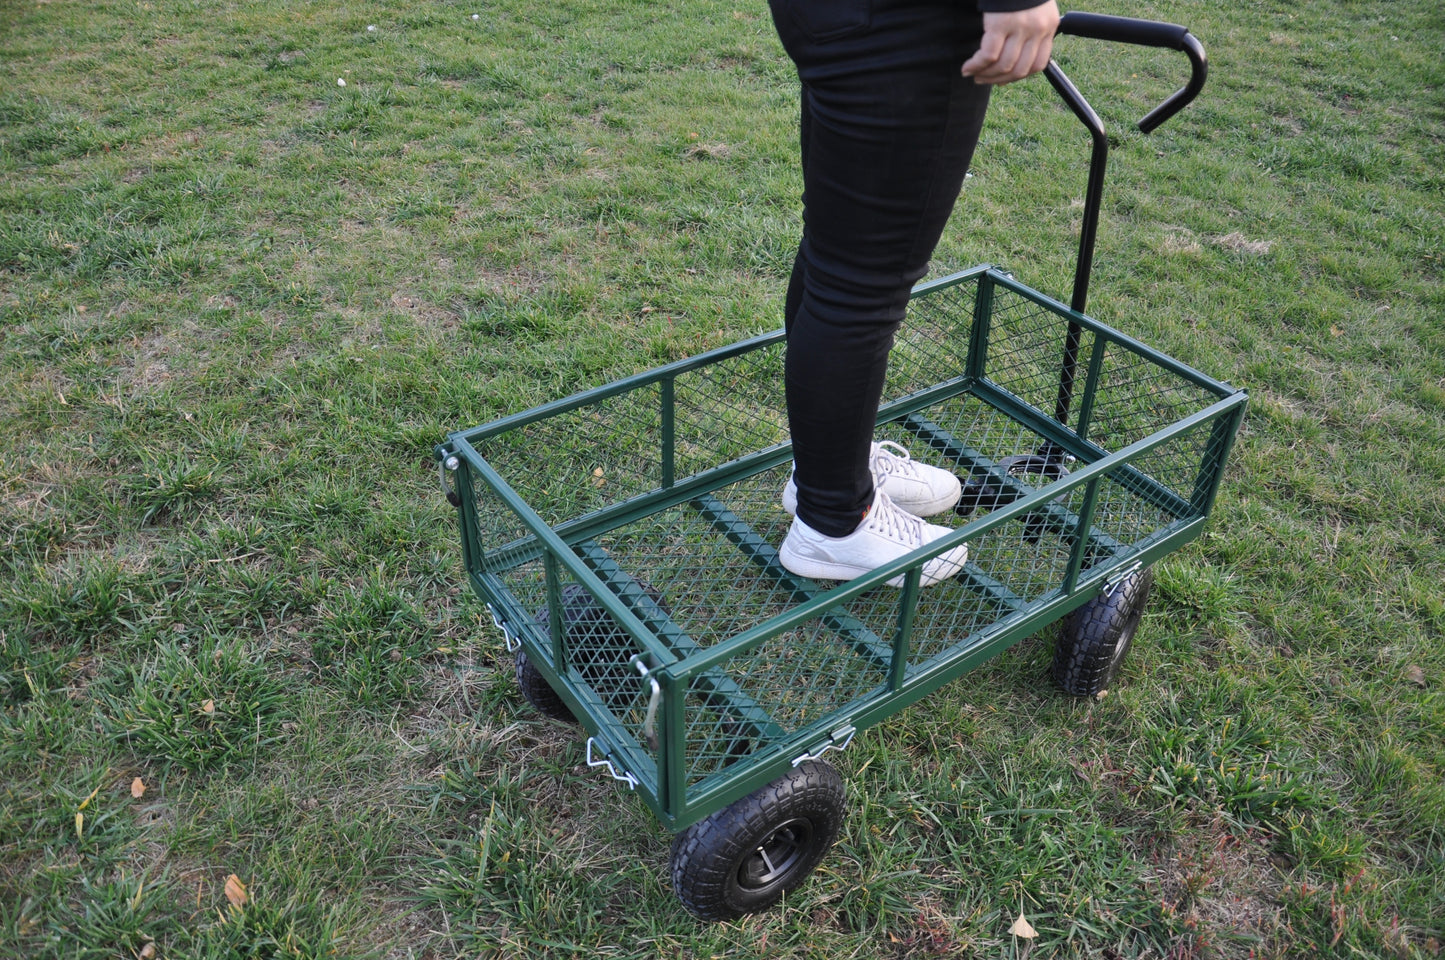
976,0,1054,11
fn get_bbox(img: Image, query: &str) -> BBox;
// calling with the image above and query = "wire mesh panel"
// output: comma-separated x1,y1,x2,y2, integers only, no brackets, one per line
978,286,1091,414
1084,338,1223,451
672,347,790,477
475,384,665,529
444,266,1246,827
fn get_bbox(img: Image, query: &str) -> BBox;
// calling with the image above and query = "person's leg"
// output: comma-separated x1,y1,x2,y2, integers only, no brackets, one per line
772,0,993,538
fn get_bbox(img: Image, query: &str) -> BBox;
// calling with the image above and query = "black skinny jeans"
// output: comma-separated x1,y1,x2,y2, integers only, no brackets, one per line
770,0,992,537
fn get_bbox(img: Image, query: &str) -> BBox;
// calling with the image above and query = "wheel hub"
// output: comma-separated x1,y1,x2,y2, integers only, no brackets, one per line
738,818,813,890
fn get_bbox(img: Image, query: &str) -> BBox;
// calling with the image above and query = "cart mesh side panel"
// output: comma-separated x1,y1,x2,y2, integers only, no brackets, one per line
971,289,1082,413
886,280,976,394
673,349,789,476
1085,343,1223,450
681,611,894,785
1089,424,1212,553
472,386,664,530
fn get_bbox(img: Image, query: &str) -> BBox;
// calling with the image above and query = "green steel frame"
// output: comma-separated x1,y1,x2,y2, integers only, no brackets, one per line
440,266,1248,832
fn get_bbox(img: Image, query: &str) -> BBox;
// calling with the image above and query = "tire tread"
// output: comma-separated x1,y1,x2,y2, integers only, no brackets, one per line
1052,567,1154,696
671,761,845,920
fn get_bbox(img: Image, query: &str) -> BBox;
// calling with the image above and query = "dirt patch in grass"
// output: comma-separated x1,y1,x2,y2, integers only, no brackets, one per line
1214,232,1274,256
1161,229,1204,256
389,288,460,329
125,332,178,394
1149,823,1286,958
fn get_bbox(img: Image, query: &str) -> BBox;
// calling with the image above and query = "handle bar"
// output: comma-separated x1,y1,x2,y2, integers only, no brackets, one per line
1056,12,1208,133
1037,12,1208,434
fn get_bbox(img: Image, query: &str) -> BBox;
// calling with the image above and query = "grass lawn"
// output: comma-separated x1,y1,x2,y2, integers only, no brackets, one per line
2,0,1442,957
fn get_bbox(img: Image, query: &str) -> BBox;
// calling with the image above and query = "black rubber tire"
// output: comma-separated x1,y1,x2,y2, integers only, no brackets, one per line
514,646,577,722
671,761,845,921
1052,566,1155,697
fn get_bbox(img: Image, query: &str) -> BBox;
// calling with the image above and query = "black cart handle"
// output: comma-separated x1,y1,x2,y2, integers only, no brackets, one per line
1041,12,1208,320
1056,12,1208,134
1058,11,1189,49
1038,12,1207,433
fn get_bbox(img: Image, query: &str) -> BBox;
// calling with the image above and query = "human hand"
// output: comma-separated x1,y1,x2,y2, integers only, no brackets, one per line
960,1,1061,85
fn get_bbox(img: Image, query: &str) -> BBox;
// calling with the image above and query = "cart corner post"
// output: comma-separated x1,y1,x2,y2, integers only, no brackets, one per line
889,567,923,692
659,663,688,828
1190,391,1249,516
660,374,676,489
438,441,484,576
966,270,995,383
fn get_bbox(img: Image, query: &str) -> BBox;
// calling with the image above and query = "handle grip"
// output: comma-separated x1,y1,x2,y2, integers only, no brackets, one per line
1055,11,1208,134
1057,11,1189,50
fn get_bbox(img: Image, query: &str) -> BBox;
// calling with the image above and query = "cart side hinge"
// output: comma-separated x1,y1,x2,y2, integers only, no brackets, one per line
486,603,522,652
585,737,639,791
1103,561,1144,598
792,725,857,767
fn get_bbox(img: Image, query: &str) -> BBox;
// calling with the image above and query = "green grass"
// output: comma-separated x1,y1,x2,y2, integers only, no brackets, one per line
2,0,1442,957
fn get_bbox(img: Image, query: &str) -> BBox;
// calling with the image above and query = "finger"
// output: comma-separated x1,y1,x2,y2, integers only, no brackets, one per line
983,33,1055,85
1025,35,1055,77
960,32,1005,77
1000,37,1043,83
973,34,1023,84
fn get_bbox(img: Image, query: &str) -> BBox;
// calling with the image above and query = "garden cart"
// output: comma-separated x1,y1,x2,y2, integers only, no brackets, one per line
438,12,1245,921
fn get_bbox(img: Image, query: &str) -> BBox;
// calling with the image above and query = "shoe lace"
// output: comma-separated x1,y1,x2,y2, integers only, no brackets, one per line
862,492,925,547
871,440,923,483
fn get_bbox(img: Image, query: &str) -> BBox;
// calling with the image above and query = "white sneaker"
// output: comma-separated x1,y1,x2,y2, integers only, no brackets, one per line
778,491,969,588
781,440,961,518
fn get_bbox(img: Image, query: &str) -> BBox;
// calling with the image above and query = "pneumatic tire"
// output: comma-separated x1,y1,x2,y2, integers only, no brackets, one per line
671,761,845,920
515,646,577,722
1052,566,1154,697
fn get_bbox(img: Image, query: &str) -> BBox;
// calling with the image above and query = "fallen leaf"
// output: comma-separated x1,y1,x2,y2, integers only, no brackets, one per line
201,699,215,714
1009,914,1038,939
1405,665,1426,687
138,942,157,959
224,874,248,909
131,777,146,798
1330,325,1344,337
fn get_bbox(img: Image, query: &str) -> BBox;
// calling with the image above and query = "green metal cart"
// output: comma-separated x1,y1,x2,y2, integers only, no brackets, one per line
438,13,1244,921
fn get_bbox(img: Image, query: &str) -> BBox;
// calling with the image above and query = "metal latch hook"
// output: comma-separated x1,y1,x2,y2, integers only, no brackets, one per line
585,737,638,791
1102,560,1143,598
486,603,521,652
439,454,461,507
792,725,857,767
630,654,662,752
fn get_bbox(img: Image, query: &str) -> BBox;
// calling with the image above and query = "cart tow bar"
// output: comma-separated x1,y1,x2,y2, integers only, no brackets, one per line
586,737,639,791
1042,13,1208,455
792,725,857,767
